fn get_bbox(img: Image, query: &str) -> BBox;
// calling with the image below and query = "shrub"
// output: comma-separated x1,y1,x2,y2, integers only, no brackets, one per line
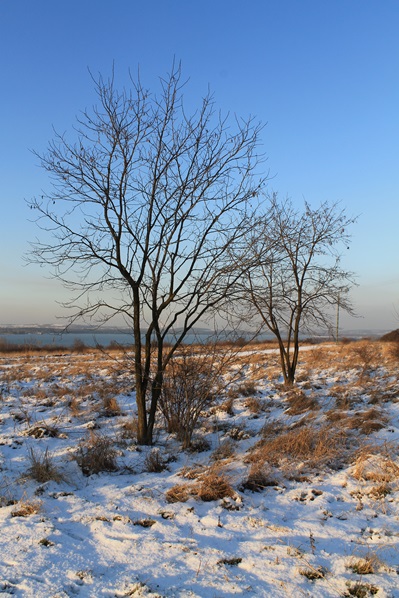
349,341,380,378
74,432,118,476
144,448,167,473
159,350,220,448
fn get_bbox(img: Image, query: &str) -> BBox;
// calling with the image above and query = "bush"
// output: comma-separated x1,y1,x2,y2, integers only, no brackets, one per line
74,432,118,476
159,350,219,448
144,448,167,473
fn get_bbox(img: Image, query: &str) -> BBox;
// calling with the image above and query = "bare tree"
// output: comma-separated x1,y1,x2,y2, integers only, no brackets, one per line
28,64,265,444
236,194,356,385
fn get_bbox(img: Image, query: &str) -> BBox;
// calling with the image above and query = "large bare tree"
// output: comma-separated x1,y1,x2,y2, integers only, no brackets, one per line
236,194,356,385
29,65,265,444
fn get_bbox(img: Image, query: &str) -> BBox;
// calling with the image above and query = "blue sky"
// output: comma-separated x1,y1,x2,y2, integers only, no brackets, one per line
0,0,398,330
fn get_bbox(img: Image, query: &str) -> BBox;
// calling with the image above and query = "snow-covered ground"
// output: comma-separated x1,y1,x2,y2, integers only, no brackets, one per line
0,342,398,597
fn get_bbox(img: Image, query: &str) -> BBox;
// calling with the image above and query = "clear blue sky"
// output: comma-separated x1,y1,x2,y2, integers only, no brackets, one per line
1,0,398,331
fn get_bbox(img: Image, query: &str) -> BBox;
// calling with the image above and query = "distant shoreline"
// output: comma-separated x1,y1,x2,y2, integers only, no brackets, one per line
0,325,389,349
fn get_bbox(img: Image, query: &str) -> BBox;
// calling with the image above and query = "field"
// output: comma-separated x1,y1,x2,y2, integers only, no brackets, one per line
0,341,399,597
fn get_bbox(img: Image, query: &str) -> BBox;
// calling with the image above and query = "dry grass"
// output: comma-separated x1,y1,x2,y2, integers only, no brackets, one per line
347,408,388,435
284,388,319,415
298,566,326,580
340,341,381,378
245,396,263,415
211,440,235,461
166,467,235,503
120,417,138,441
165,483,191,503
144,448,167,473
347,554,382,575
344,582,379,597
102,396,121,417
241,462,278,492
352,446,399,483
26,448,64,483
382,340,399,363
194,468,235,502
74,432,118,476
11,498,42,517
26,422,60,439
218,396,235,415
250,423,347,472
237,381,258,397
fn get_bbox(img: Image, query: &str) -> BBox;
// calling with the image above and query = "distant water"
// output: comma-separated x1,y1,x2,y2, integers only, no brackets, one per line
0,327,385,349
0,330,226,348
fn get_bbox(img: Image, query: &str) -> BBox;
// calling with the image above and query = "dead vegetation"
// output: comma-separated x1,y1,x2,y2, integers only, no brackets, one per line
11,498,42,518
26,447,64,483
166,467,235,503
249,423,348,474
1,339,399,595
74,432,119,476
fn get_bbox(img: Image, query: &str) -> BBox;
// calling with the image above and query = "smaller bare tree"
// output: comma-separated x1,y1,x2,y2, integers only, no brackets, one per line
236,194,356,385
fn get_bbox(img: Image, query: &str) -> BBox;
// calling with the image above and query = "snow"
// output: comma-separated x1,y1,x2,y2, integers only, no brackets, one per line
0,344,399,597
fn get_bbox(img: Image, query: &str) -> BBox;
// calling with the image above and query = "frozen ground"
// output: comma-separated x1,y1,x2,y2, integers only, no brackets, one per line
0,342,398,597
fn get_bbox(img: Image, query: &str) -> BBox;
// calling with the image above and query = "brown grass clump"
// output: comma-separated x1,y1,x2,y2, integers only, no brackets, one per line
166,467,235,503
237,381,258,397
27,448,64,483
251,424,346,472
284,388,319,415
245,396,263,415
11,498,42,518
120,417,138,441
344,581,379,597
368,482,391,499
218,397,235,415
298,566,326,580
74,432,118,476
347,554,381,575
165,484,191,503
68,397,82,417
352,447,399,483
195,468,235,502
26,423,60,439
347,408,387,435
102,396,121,417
